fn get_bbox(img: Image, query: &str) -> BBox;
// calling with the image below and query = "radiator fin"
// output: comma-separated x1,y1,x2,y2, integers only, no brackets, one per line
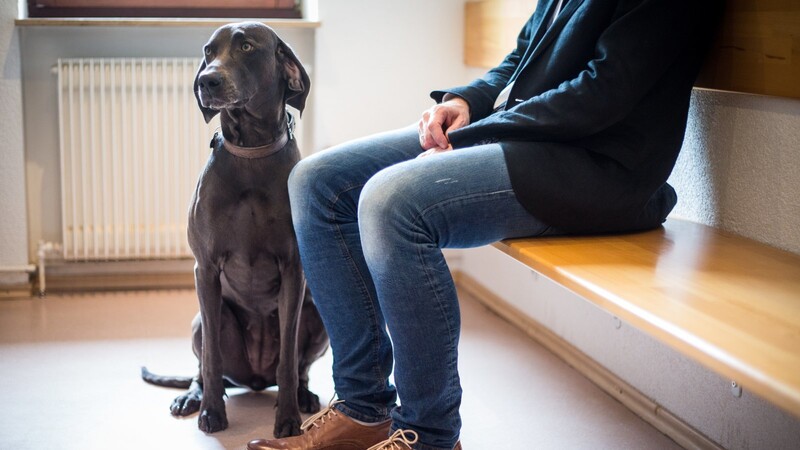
57,57,218,261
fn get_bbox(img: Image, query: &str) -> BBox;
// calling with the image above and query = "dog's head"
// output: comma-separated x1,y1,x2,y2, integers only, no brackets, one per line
194,22,310,123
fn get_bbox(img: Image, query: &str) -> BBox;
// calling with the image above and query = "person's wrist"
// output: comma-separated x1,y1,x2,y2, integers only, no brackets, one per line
442,94,470,121
442,93,458,101
442,93,466,105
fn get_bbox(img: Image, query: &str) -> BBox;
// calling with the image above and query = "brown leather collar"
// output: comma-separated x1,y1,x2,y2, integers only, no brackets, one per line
223,133,289,159
220,111,295,159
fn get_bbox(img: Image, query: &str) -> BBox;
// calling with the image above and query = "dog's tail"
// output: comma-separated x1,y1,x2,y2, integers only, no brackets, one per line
141,366,238,389
140,366,194,389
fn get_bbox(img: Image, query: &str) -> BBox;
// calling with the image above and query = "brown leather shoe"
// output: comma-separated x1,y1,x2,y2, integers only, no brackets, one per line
366,429,462,450
247,400,391,450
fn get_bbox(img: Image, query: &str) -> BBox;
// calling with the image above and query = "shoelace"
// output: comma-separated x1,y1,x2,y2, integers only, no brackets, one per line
366,429,419,450
300,397,344,431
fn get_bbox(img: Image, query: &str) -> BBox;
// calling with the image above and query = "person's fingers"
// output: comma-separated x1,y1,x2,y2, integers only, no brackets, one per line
444,115,467,136
416,145,453,159
419,108,446,149
416,148,436,158
428,122,449,149
419,101,469,150
418,118,427,147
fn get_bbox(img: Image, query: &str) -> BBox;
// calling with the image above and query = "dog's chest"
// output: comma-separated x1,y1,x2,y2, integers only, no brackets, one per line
221,255,283,310
227,187,281,228
192,163,293,248
189,149,298,307
214,190,292,300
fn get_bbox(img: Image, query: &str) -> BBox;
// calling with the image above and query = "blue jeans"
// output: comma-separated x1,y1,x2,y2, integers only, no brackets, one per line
288,126,552,450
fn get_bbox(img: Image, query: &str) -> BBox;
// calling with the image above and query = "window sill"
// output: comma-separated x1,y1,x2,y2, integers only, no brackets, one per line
15,17,320,28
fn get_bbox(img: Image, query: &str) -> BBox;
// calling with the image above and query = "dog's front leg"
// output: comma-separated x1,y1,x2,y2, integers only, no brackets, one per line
195,261,229,434
274,263,305,438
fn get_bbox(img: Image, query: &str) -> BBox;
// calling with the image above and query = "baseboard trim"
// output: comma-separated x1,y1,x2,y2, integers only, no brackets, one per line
454,270,722,450
37,259,196,294
42,273,195,294
0,283,33,300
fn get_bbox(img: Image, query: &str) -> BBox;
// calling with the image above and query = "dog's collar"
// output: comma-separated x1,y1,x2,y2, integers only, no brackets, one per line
218,112,295,159
223,133,288,159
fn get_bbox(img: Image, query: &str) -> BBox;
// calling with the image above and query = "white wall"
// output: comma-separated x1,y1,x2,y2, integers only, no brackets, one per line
312,0,474,149
670,89,800,255
0,1,30,286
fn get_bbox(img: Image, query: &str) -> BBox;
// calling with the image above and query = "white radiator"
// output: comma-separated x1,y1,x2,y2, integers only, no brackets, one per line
57,57,218,261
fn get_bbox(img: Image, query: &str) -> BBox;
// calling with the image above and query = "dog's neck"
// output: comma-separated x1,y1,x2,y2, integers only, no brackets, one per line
219,103,288,148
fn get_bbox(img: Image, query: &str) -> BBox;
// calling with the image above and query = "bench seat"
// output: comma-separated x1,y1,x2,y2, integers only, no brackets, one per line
493,218,800,419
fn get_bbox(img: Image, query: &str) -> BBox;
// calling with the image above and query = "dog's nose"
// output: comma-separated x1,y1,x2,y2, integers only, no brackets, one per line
198,71,223,92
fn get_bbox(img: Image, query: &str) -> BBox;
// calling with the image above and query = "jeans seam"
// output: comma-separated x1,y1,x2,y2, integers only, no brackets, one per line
415,237,460,425
418,189,516,220
329,183,389,408
409,188,518,434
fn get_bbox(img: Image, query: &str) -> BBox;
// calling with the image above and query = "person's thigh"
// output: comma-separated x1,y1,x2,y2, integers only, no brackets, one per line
358,142,552,255
289,124,422,212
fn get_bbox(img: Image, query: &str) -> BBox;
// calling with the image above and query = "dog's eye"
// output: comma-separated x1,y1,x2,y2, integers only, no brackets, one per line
204,47,212,56
241,42,253,52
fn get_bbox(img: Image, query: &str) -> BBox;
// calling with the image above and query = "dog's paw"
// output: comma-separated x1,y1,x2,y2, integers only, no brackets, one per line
297,386,321,414
273,414,302,438
170,389,202,417
198,407,228,434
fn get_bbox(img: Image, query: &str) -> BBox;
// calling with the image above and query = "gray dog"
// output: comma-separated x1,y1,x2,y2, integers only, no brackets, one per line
142,22,329,438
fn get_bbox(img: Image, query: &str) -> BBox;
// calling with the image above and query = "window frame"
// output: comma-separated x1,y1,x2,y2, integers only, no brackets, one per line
26,0,301,19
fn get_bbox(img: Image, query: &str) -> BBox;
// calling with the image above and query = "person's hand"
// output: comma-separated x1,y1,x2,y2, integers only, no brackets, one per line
418,96,470,151
417,144,453,158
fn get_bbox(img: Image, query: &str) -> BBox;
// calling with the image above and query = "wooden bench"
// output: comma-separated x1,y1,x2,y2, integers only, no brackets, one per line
493,218,800,420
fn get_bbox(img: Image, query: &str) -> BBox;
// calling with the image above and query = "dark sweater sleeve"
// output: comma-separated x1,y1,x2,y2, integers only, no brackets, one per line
430,13,537,121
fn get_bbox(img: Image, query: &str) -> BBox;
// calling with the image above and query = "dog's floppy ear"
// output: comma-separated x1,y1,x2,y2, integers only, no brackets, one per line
276,39,310,117
193,59,219,124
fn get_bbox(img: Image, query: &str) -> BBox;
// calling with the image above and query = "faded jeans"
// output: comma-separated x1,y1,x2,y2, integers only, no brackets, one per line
287,125,551,450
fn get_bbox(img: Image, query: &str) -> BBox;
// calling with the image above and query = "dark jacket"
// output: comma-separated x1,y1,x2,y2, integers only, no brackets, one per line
432,0,722,233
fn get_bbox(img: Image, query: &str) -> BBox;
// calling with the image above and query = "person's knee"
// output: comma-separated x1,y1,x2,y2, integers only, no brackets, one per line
287,157,316,205
288,154,340,213
358,167,421,246
289,155,338,230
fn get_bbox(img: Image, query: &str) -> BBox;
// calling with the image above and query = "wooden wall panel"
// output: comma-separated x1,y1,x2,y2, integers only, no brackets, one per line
695,0,800,99
464,0,531,68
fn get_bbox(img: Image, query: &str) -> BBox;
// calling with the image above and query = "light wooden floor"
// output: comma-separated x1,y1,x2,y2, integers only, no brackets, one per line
0,289,681,449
